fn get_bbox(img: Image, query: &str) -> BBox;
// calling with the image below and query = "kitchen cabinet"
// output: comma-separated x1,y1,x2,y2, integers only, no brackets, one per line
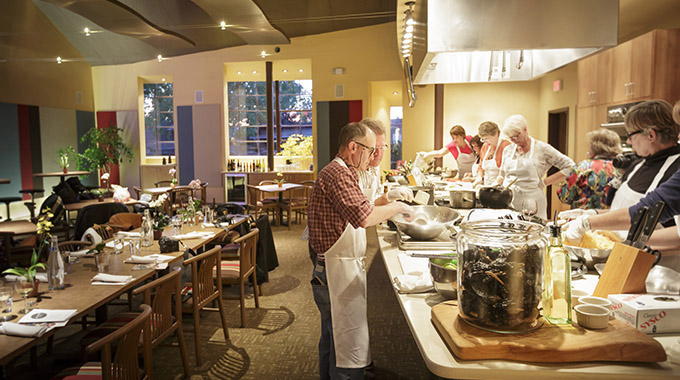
577,49,612,107
575,105,608,162
610,32,653,103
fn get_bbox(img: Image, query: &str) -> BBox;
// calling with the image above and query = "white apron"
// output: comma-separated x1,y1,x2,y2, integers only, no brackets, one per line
481,142,503,186
456,140,477,177
326,158,370,369
359,167,380,203
504,139,548,220
610,154,680,210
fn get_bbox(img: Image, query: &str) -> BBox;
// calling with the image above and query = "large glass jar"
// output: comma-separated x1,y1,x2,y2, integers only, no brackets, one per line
457,220,547,333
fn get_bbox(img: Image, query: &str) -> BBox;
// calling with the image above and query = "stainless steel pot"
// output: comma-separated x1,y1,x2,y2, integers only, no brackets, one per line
429,258,458,299
391,205,460,240
449,189,476,209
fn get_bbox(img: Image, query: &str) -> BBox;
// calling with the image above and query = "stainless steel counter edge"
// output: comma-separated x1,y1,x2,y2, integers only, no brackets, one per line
376,225,680,379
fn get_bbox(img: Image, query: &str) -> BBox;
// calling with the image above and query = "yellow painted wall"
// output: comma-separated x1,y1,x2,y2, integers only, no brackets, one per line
402,85,435,163
537,64,578,157
368,80,402,173
0,0,93,110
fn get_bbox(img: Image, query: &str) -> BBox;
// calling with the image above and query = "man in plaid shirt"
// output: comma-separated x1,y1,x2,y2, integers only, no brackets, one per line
309,122,414,380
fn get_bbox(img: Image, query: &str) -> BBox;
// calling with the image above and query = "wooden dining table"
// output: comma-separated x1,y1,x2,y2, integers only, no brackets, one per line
0,220,37,237
254,183,303,225
0,221,234,367
33,171,91,184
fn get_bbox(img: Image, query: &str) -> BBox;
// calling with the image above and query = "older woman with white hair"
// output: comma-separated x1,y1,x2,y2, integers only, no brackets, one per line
497,115,575,219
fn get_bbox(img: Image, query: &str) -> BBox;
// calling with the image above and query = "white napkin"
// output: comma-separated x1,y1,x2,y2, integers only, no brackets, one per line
69,248,92,257
0,323,50,337
105,241,128,249
393,273,434,293
117,231,142,237
172,231,215,240
91,273,133,285
3,273,48,283
124,254,173,264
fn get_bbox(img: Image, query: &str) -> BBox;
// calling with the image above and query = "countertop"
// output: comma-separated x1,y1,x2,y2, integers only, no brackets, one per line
377,225,680,379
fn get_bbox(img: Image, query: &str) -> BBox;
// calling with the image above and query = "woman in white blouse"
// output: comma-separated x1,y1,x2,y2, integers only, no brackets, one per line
497,115,575,219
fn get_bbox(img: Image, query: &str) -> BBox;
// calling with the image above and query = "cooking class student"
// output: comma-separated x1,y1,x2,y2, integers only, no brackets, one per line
564,99,680,271
461,135,483,181
473,121,511,187
496,114,575,220
418,125,476,177
356,118,414,205
307,121,415,380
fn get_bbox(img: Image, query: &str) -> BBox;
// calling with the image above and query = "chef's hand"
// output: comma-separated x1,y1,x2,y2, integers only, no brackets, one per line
386,187,414,202
396,203,416,222
563,215,591,244
495,176,504,186
558,209,596,221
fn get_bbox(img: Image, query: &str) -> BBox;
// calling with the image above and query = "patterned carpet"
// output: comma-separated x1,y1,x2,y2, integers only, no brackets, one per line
11,222,443,380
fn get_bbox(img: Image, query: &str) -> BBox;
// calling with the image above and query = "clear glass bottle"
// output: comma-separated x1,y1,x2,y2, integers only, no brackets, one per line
543,223,572,325
47,236,65,290
187,196,196,226
457,220,547,333
141,209,153,247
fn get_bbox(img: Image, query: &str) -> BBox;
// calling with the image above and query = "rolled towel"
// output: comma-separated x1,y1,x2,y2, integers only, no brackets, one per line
124,256,157,264
0,323,50,337
392,272,434,294
91,273,133,285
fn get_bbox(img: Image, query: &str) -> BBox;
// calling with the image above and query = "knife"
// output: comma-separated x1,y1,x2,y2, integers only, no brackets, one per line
622,206,648,246
633,201,665,249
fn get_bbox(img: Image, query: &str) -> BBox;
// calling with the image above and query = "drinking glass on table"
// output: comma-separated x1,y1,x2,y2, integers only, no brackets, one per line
521,199,538,220
16,277,34,314
113,232,125,255
94,251,110,273
127,236,142,259
0,286,16,321
172,215,182,235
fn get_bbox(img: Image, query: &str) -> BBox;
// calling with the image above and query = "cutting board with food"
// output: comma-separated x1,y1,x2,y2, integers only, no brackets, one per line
431,301,667,363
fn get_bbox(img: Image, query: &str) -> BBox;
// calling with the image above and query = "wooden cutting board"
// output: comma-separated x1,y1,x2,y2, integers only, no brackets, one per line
431,301,667,363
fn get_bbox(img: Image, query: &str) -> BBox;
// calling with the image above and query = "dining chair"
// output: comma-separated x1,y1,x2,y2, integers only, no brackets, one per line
166,186,193,216
74,203,130,241
257,180,279,204
216,228,260,327
278,185,309,230
182,246,230,366
51,304,152,380
79,267,190,378
155,180,173,188
132,186,143,200
298,180,315,221
245,185,279,226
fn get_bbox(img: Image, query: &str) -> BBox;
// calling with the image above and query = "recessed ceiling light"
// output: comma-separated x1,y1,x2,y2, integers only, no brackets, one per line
220,21,227,30
252,70,257,74
157,55,163,62
282,69,288,73
84,27,90,36
299,69,304,73
237,71,242,74
57,56,62,64
393,91,398,95
403,32,413,39
405,25,414,33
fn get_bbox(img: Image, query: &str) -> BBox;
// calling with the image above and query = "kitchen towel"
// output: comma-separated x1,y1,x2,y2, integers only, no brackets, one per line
0,323,51,337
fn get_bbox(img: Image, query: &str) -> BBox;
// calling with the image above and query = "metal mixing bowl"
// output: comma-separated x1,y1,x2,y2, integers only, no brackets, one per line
429,257,458,299
391,205,460,240
564,245,612,268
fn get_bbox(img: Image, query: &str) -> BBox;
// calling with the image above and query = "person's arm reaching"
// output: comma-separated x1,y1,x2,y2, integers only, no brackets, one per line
360,201,414,228
418,146,449,160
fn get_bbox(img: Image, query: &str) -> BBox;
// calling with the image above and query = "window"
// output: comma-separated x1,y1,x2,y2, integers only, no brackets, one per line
228,80,312,156
143,83,175,156
390,106,403,169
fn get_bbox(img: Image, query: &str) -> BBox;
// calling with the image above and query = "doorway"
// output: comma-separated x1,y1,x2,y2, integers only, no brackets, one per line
547,108,569,219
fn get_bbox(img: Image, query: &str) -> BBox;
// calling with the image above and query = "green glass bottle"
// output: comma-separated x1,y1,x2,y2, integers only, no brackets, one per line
544,223,572,325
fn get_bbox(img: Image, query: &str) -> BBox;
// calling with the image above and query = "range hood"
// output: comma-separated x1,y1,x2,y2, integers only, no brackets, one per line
398,0,619,87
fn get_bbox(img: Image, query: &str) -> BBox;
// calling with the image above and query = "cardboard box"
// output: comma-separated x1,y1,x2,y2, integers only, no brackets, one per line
608,294,680,334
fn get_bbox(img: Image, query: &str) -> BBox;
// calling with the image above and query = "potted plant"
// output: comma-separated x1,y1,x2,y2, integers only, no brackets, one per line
277,134,313,169
149,194,169,239
2,213,54,296
169,168,178,188
57,146,76,173
77,125,134,186
275,172,285,188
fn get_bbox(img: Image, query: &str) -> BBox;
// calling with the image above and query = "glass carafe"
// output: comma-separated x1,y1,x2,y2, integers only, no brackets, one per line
457,220,547,333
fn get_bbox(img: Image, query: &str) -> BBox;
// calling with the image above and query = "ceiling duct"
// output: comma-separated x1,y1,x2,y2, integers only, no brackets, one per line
398,0,619,85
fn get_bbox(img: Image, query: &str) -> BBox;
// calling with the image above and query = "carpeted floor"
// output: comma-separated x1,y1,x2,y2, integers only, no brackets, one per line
9,221,442,380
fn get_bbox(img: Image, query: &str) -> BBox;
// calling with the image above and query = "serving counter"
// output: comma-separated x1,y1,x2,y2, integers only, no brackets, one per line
376,225,680,379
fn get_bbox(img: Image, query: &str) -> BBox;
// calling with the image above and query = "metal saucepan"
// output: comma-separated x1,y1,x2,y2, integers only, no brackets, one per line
390,205,460,240
449,189,476,209
478,186,513,209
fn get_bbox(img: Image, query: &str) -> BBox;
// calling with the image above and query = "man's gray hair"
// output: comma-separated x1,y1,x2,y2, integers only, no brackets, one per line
360,118,386,136
338,122,369,149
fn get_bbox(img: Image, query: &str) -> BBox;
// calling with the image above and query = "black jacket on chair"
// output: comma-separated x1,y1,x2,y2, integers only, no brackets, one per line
254,215,279,283
74,203,130,240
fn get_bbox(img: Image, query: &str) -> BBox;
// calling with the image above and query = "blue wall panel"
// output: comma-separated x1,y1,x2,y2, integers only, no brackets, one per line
0,103,22,197
176,106,194,185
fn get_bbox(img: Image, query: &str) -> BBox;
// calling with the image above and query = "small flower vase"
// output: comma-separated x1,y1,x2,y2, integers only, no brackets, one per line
278,182,283,188
98,196,104,202
62,167,68,173
28,278,39,298
170,182,176,189
153,230,163,240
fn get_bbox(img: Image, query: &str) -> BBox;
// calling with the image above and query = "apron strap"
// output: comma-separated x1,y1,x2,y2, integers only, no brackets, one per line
646,153,680,194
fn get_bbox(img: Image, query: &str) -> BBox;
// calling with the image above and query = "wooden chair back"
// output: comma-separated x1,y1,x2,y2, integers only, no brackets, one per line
58,240,92,252
166,186,193,216
258,180,276,185
132,186,143,200
133,267,181,345
83,304,152,380
155,180,172,188
233,228,259,277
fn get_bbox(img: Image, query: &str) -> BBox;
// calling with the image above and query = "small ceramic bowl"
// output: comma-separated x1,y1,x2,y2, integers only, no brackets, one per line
578,295,612,311
571,289,590,307
575,304,610,329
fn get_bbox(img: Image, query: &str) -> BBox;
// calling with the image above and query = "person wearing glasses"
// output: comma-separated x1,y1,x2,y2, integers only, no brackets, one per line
418,125,476,177
308,122,415,380
496,114,574,220
357,118,413,204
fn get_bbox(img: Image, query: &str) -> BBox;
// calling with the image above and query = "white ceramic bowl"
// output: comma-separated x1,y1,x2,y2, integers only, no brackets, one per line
578,295,612,312
575,304,610,329
571,289,590,307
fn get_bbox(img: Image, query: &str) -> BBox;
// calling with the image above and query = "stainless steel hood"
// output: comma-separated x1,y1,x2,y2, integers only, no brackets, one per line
398,0,619,85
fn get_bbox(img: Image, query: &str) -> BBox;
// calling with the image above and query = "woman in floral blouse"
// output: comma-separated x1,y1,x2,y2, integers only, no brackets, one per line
558,129,622,209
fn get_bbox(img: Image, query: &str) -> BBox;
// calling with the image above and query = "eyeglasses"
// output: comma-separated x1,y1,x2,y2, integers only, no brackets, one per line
352,140,375,156
509,132,522,141
626,130,643,140
375,144,389,152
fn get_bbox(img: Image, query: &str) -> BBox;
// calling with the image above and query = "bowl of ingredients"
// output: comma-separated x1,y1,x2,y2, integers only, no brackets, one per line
429,256,458,299
391,205,460,240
